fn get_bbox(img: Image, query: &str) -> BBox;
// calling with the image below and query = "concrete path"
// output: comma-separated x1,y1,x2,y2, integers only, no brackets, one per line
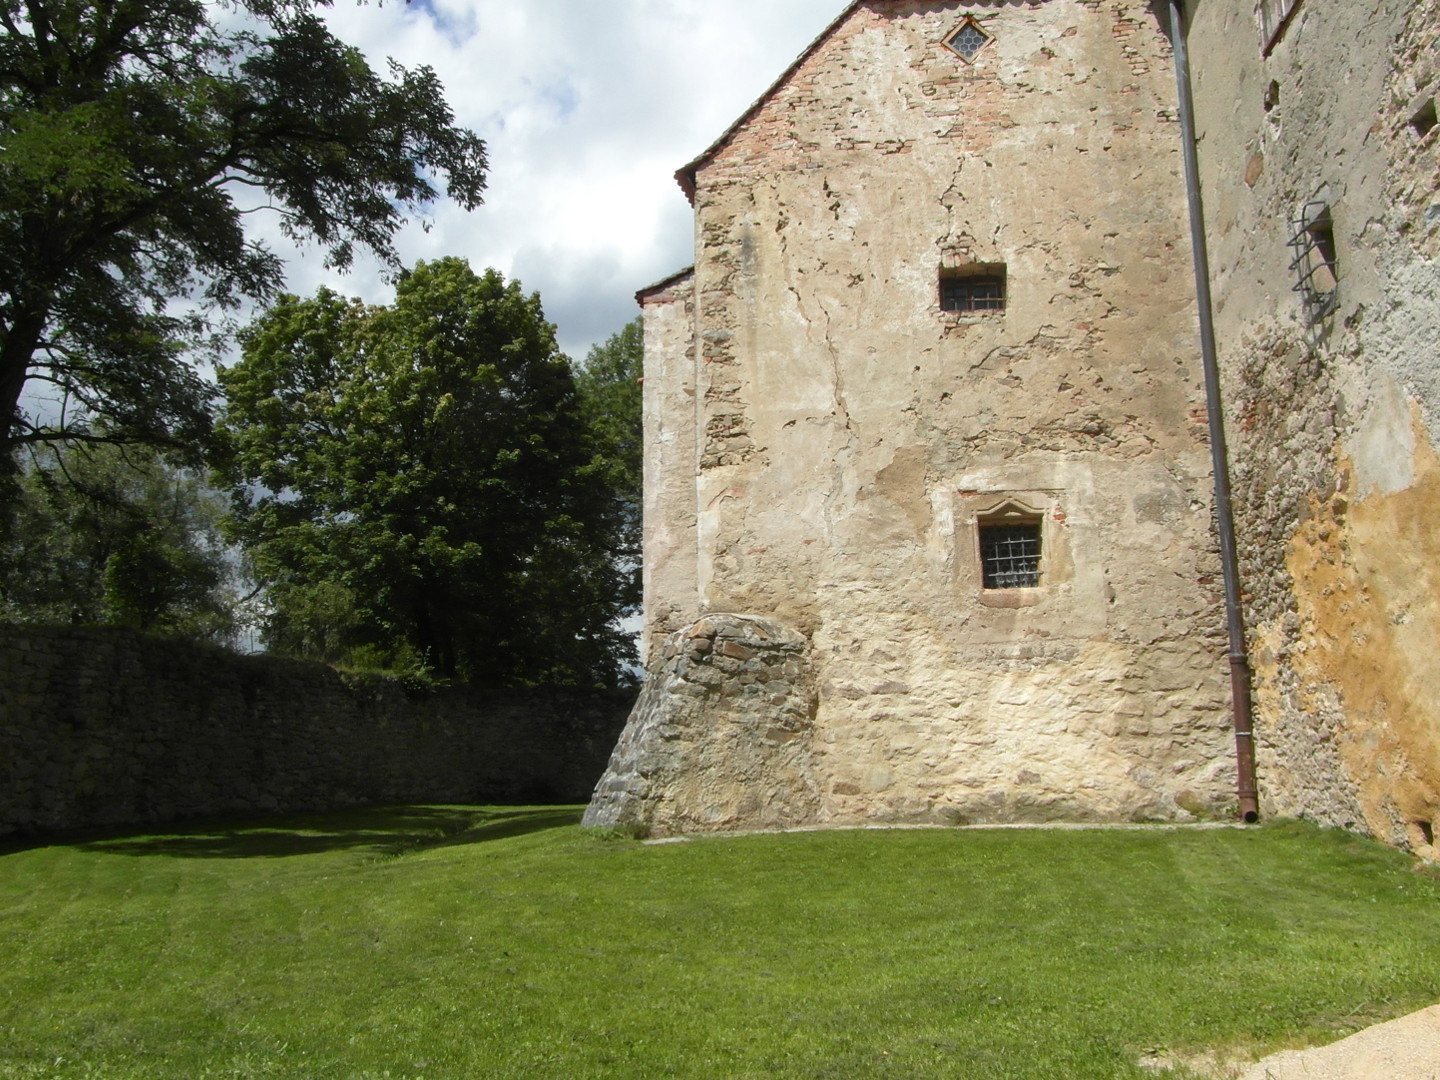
1230,1004,1440,1080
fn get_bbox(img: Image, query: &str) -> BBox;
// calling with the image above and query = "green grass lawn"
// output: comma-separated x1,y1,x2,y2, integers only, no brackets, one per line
1,809,1438,1080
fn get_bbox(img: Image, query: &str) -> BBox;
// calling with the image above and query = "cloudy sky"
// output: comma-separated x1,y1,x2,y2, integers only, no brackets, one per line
273,0,847,362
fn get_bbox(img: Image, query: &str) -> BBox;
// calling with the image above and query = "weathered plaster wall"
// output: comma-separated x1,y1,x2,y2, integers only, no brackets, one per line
1187,0,1440,850
1,626,633,838
639,271,701,658
613,0,1238,832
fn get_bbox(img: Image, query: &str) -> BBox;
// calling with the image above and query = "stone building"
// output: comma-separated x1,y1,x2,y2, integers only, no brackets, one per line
1185,0,1440,853
585,0,1440,847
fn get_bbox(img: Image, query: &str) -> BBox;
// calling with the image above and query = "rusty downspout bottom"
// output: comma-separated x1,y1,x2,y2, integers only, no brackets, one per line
1230,654,1261,823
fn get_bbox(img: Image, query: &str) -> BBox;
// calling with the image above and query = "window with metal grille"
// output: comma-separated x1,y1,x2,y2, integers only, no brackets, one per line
979,523,1041,589
1287,201,1337,323
940,275,1005,312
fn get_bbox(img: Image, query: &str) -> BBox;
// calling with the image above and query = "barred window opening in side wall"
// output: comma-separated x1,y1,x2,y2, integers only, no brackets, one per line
979,521,1042,590
1287,201,1337,323
940,264,1006,313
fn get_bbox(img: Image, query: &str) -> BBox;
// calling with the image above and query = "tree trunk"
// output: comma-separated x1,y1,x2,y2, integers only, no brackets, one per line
0,309,47,451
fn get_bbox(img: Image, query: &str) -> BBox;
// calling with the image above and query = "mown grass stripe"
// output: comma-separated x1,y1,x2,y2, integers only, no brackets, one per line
1,810,1437,1079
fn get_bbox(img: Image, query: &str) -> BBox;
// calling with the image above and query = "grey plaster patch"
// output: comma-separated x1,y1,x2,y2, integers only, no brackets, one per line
1350,376,1417,497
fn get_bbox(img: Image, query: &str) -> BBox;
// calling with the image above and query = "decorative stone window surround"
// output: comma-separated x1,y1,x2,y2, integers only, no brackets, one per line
956,492,1073,610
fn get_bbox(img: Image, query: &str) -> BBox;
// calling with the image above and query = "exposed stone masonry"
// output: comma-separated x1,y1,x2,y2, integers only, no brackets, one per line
583,615,818,836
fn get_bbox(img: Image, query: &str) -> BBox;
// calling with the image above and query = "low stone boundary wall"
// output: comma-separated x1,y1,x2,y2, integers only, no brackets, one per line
0,626,634,837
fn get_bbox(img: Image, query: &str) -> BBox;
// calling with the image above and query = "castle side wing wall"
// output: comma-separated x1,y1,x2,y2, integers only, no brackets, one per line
1188,0,1440,852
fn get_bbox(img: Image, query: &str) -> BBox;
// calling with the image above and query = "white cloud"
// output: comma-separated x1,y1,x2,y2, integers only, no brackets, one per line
267,0,845,361
14,0,843,432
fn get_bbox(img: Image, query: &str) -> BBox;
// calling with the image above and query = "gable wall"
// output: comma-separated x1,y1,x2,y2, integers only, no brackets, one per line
639,0,1239,828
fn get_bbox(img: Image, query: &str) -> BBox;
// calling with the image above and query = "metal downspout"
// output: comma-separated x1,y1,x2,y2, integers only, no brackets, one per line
1167,0,1261,822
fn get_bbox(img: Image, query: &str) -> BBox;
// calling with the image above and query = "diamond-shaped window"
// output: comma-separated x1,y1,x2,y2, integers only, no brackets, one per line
946,19,991,63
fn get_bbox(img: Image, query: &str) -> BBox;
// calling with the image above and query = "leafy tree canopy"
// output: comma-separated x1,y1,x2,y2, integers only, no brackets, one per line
217,258,637,688
574,317,642,561
0,0,487,463
0,441,244,643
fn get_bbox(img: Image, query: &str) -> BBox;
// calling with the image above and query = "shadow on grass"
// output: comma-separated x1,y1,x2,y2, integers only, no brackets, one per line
53,805,583,860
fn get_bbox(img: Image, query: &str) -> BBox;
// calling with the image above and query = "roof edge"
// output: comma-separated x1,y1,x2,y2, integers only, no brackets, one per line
635,265,696,306
674,1,867,203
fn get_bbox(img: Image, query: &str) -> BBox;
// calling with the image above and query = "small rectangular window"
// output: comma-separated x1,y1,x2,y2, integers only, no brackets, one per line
979,523,1041,589
940,274,1005,312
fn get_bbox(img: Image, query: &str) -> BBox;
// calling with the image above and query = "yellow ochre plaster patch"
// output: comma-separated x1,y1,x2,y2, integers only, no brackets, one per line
1283,406,1440,854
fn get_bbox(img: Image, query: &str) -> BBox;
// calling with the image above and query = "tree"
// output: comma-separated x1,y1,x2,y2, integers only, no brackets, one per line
0,0,486,462
0,441,243,642
574,317,643,561
572,318,642,663
216,258,637,687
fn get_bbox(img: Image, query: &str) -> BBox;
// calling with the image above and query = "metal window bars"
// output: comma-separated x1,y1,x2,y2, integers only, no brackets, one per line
941,276,1005,312
1287,201,1338,323
980,524,1041,589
